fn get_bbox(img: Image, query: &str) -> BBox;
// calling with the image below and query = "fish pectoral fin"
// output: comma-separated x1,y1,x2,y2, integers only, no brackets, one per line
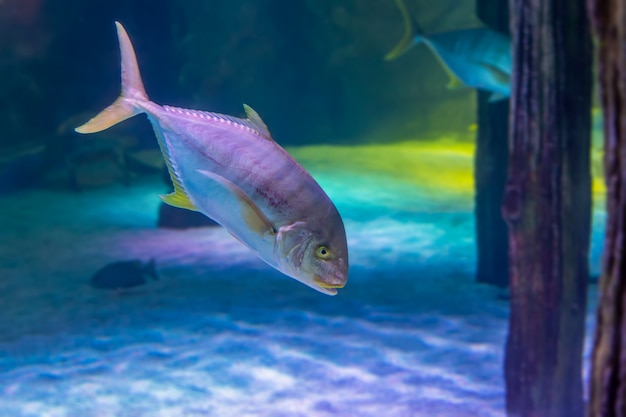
196,169,276,236
243,104,273,141
160,189,197,211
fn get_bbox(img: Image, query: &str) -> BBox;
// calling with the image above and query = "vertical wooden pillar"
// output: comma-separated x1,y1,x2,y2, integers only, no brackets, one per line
475,0,510,287
503,0,592,415
587,0,626,415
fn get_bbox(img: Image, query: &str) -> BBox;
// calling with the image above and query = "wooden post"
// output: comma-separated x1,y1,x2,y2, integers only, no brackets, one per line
503,0,592,415
474,0,510,288
587,0,626,415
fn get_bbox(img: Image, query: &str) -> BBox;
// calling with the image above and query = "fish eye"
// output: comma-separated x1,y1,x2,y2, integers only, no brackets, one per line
316,245,331,259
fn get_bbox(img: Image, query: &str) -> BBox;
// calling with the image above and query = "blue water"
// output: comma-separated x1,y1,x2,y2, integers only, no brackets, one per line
0,145,603,417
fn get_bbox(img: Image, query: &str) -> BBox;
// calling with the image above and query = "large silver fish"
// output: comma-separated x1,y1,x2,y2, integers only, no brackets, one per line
76,22,348,295
385,0,511,101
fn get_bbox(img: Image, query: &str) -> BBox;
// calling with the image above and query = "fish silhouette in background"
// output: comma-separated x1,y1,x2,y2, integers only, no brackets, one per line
385,0,511,101
90,259,158,290
75,22,348,295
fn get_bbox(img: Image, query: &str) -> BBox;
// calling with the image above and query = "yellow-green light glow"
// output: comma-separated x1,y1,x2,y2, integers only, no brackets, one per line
288,137,605,206
290,139,474,195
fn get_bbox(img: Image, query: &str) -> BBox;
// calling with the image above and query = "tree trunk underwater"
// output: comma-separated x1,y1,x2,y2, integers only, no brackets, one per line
474,0,511,288
587,0,626,415
503,0,592,415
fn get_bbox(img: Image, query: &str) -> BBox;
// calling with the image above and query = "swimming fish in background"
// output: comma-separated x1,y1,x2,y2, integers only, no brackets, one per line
385,0,511,101
75,22,348,296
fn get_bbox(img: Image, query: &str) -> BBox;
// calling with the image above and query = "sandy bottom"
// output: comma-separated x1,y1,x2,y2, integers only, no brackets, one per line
0,141,603,417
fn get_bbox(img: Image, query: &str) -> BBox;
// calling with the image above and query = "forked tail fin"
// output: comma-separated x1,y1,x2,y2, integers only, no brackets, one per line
384,0,425,61
75,22,149,134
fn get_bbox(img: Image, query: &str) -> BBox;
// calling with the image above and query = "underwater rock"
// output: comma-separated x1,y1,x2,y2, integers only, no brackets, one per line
125,149,164,175
20,113,163,192
0,134,138,194
65,139,130,191
58,113,130,191
90,259,158,290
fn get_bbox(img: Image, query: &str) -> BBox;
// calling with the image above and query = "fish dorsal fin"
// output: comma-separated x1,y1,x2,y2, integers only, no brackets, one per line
163,105,273,141
243,104,272,141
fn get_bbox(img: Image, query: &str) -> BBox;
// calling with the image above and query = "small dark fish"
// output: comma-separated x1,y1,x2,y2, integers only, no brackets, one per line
90,259,158,290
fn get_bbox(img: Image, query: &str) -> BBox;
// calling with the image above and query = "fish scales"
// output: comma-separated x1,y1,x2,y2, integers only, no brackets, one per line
433,29,510,70
154,104,324,223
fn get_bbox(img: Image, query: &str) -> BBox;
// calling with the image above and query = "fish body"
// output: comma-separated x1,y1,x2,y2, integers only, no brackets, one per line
90,259,158,290
385,0,511,101
76,23,348,295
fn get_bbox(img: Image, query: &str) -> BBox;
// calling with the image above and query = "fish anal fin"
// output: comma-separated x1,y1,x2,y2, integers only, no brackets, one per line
160,189,197,211
446,73,465,90
426,45,466,91
243,104,272,140
480,62,510,85
151,127,196,211
196,169,275,236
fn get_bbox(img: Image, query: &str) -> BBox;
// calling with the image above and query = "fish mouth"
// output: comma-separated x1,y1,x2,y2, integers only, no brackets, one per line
319,287,338,296
314,275,345,289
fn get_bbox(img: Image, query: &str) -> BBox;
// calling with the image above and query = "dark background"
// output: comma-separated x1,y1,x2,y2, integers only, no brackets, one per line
0,0,477,152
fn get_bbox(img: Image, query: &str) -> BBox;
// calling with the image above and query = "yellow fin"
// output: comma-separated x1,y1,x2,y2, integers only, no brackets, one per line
243,104,272,140
75,22,148,135
422,42,466,91
159,189,197,211
385,0,421,61
151,127,196,211
75,96,139,134
446,74,464,90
